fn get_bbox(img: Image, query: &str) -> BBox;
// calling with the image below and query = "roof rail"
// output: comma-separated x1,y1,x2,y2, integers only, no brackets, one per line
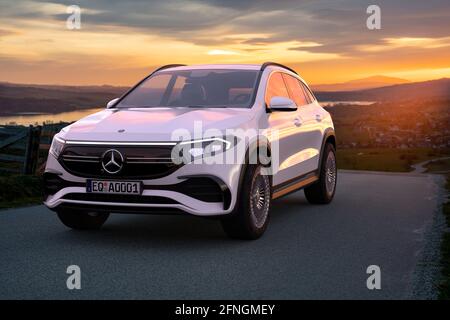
260,62,298,75
152,64,186,73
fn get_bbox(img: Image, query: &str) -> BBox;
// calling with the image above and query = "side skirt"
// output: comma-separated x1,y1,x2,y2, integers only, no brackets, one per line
271,171,319,200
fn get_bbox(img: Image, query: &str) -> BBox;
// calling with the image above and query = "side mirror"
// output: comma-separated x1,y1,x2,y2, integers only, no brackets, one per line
106,98,119,109
269,96,297,112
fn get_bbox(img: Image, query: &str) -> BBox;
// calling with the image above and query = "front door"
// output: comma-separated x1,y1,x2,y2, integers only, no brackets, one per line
266,72,304,186
280,74,320,179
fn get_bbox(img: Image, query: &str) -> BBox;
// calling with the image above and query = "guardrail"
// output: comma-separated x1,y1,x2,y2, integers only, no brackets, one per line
0,123,68,175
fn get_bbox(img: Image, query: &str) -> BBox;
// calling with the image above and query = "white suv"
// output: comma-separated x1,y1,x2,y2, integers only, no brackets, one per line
44,62,336,239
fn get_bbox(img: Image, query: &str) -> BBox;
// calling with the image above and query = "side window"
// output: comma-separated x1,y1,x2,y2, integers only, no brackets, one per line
265,72,290,106
282,74,309,107
300,82,316,103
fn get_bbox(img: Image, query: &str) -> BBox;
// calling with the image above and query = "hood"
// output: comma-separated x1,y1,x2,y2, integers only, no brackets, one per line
59,107,255,142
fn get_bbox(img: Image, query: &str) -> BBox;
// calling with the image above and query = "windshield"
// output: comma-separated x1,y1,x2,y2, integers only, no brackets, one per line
116,69,259,109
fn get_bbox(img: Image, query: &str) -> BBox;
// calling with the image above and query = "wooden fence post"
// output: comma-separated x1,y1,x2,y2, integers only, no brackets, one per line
23,125,42,175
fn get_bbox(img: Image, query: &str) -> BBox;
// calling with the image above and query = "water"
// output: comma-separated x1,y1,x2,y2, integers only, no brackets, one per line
319,101,375,107
0,101,376,125
0,108,102,126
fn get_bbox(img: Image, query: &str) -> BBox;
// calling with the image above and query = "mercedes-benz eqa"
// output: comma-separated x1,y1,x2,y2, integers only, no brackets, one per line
44,62,337,239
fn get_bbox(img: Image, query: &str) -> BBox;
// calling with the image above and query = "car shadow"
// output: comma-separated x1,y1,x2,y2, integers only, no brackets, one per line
54,190,312,248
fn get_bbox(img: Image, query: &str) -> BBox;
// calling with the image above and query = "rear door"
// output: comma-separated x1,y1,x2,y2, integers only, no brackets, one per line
299,80,324,171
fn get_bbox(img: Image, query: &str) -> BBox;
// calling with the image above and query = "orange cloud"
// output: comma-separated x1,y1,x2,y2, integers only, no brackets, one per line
357,36,450,52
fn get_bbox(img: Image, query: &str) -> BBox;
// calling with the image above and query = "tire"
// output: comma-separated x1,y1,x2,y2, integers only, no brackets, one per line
220,164,271,240
304,143,337,204
57,209,109,230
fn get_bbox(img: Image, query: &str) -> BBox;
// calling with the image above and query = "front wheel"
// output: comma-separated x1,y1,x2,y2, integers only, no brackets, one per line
221,164,271,240
304,143,337,204
57,209,109,230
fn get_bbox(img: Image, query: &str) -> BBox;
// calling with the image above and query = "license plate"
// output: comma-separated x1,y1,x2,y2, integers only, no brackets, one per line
86,179,142,195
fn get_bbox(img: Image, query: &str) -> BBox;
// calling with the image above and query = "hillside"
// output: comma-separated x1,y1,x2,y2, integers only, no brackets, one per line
0,78,449,116
0,83,128,115
312,75,410,92
315,78,450,102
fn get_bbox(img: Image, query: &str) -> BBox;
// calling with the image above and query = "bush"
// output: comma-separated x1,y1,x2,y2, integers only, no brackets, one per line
0,175,42,208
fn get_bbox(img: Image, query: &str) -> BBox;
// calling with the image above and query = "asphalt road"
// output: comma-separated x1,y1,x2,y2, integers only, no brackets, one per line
0,171,445,299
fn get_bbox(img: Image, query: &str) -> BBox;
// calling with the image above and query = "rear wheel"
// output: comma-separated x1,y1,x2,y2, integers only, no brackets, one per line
304,143,337,204
221,164,271,239
57,209,109,230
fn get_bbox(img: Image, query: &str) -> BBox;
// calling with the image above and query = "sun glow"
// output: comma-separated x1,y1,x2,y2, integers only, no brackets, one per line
0,2,449,85
207,50,240,56
357,36,450,52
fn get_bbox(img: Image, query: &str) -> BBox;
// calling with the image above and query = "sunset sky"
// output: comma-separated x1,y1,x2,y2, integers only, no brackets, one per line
0,0,449,86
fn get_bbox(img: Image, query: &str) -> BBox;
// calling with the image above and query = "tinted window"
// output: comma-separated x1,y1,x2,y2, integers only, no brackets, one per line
167,75,187,105
300,82,315,103
265,72,290,105
117,69,259,108
282,74,309,106
119,73,172,107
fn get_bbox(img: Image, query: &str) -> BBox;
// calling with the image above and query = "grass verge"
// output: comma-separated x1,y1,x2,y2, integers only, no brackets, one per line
426,158,450,173
337,148,449,172
0,174,43,210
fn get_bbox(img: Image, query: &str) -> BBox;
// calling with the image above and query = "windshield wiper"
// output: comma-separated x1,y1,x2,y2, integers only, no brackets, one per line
119,105,159,109
184,105,226,108
120,105,227,109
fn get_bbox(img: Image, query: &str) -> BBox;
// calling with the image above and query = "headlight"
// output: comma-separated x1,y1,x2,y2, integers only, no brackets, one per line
49,136,65,158
173,137,236,163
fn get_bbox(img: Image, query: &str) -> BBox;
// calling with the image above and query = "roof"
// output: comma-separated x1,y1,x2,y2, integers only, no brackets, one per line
154,62,302,81
161,64,262,72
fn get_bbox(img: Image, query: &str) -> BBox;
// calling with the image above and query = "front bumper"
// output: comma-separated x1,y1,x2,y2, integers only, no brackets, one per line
43,152,243,216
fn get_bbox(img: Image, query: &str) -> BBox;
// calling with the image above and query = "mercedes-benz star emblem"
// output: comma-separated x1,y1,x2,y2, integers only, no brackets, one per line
101,149,124,174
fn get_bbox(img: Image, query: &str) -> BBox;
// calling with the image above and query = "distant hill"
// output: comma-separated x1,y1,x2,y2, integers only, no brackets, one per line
0,82,129,115
0,78,449,116
311,75,410,92
315,78,450,102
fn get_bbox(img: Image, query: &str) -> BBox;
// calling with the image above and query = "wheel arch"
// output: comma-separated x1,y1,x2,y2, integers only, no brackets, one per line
318,128,336,174
246,136,272,165
235,137,273,203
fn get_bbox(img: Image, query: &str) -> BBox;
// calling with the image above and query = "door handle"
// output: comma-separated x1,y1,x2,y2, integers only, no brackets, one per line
294,117,302,127
315,114,322,122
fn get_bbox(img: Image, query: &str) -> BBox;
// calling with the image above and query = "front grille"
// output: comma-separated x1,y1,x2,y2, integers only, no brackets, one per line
43,172,84,198
146,177,225,203
45,173,230,207
59,145,181,179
